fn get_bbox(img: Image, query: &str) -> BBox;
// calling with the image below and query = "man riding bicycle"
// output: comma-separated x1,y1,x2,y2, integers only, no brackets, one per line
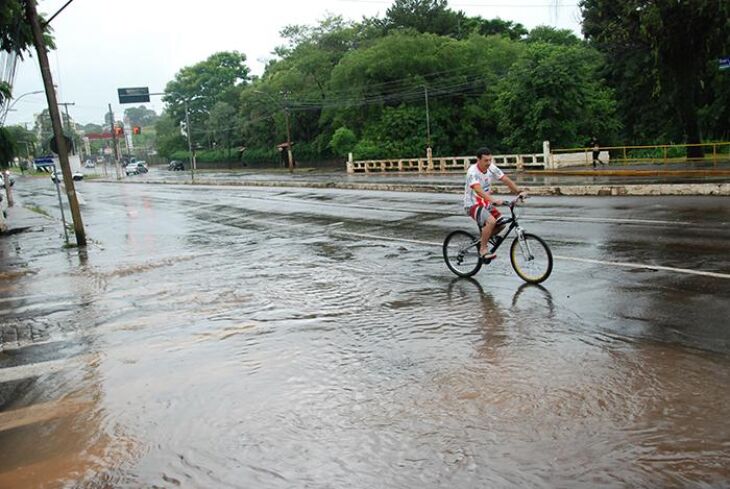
464,147,526,261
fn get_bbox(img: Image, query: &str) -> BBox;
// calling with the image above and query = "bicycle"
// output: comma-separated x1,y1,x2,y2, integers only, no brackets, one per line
442,197,553,283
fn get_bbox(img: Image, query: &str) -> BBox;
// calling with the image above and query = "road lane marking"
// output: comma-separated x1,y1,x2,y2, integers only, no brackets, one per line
333,231,730,279
551,255,730,279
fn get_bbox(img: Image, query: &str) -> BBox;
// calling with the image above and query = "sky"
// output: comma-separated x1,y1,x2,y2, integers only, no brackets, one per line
4,0,581,128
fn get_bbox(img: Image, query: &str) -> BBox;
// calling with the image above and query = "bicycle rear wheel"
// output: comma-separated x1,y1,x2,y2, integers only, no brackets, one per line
510,233,553,284
443,230,482,277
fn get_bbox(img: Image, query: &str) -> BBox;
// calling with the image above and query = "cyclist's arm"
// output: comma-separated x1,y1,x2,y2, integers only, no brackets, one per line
499,174,524,195
472,183,504,206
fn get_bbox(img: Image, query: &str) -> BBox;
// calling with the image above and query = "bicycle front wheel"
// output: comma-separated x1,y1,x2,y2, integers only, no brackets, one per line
510,233,553,284
443,230,482,278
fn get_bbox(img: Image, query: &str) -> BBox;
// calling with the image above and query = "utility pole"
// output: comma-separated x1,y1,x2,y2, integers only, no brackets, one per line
109,104,121,179
184,100,195,182
26,0,86,247
424,85,431,149
282,91,293,173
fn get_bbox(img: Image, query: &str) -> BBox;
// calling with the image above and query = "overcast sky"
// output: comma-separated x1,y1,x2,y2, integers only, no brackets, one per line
5,0,581,128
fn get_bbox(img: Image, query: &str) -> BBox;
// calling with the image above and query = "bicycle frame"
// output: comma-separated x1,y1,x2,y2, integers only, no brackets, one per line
460,200,533,261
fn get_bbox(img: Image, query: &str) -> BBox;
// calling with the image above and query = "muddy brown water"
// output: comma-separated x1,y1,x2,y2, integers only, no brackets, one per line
1,181,729,488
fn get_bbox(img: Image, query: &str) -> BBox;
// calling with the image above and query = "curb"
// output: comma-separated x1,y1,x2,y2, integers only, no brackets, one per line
90,178,730,196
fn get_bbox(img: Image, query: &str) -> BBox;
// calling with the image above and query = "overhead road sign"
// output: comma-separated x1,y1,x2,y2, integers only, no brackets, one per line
118,87,150,104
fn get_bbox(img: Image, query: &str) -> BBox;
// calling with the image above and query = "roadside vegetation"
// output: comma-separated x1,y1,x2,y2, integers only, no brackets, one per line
1,0,728,168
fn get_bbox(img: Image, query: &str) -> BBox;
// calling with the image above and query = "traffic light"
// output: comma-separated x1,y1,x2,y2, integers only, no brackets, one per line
114,126,124,136
133,126,141,135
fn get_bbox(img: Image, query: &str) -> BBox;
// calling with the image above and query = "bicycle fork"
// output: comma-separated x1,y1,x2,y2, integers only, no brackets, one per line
516,227,534,261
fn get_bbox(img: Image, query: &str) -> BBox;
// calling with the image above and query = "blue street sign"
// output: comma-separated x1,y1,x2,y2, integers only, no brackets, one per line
720,57,730,71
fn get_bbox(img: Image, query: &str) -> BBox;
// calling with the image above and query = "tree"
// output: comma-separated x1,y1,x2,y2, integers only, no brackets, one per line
81,123,104,134
0,127,17,168
526,26,581,46
124,105,158,127
581,0,730,155
0,81,11,107
329,127,357,157
206,101,237,156
33,108,54,152
381,0,468,38
154,111,186,159
4,124,36,157
0,0,54,57
326,32,523,155
463,17,528,40
163,51,250,131
495,42,620,151
1,1,55,108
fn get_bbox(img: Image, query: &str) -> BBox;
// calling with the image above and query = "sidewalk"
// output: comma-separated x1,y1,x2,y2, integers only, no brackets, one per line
0,205,59,351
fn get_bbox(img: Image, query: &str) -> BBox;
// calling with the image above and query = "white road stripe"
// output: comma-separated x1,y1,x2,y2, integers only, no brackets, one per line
333,231,730,279
552,255,730,279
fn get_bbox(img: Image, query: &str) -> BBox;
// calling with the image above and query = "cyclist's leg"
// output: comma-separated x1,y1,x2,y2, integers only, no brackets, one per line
480,214,497,257
469,205,497,258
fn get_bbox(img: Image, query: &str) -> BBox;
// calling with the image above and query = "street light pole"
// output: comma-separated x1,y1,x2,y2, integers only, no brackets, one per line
26,0,86,247
0,89,44,126
184,100,196,182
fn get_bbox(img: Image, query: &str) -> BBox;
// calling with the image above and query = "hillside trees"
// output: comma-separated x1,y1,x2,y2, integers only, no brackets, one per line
496,42,619,151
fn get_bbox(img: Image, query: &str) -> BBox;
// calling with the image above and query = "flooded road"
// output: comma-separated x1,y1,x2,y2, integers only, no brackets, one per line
1,178,729,488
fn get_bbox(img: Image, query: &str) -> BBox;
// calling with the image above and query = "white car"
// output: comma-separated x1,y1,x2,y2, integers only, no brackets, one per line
51,170,83,183
125,162,149,175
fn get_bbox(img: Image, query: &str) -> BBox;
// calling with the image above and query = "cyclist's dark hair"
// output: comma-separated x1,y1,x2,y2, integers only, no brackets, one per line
476,147,492,159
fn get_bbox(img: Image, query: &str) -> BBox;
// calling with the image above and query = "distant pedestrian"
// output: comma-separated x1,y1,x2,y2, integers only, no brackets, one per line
589,136,605,168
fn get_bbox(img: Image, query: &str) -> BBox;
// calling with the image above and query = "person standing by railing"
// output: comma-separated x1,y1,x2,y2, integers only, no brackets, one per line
589,136,605,168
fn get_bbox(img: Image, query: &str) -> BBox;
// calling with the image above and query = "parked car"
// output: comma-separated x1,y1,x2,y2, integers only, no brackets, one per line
51,170,83,183
0,173,15,187
84,159,96,168
168,160,184,171
125,162,149,175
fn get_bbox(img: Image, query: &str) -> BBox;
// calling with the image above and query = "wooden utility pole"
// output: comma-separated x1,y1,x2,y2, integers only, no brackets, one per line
108,104,121,179
282,92,293,173
26,0,86,246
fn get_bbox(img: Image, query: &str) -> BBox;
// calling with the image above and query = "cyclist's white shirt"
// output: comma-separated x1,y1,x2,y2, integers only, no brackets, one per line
463,163,505,209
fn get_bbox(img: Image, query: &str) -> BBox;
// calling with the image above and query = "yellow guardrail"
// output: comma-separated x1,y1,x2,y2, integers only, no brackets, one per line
552,142,730,167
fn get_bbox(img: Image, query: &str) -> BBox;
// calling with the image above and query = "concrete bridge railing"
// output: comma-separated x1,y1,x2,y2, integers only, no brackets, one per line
347,152,546,174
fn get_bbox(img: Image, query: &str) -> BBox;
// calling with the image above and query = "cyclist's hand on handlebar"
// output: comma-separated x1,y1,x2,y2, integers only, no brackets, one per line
518,190,528,201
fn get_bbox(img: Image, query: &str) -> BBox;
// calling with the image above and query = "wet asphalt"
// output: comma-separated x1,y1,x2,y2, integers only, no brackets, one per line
1,172,729,488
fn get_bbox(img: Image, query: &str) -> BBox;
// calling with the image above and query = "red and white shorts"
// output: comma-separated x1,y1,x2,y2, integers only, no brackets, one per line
466,204,501,228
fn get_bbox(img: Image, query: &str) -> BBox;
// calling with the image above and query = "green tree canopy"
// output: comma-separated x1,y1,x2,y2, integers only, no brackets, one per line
0,127,17,167
526,26,581,46
124,105,159,127
207,101,238,155
380,0,468,38
0,0,54,59
154,111,186,159
496,42,620,151
329,127,357,157
163,51,250,130
581,0,730,153
464,17,528,40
